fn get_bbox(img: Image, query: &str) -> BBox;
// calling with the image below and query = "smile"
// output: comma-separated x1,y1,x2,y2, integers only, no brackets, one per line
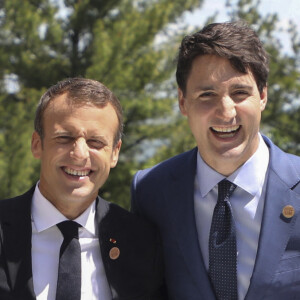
63,167,92,177
210,125,241,137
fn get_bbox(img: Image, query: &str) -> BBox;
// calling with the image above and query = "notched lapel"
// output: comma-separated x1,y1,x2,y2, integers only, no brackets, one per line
246,168,300,299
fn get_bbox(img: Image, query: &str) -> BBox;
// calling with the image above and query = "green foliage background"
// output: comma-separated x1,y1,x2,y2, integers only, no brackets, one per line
0,0,299,208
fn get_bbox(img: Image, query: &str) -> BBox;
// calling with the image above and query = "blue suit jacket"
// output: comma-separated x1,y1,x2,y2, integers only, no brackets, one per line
131,136,300,300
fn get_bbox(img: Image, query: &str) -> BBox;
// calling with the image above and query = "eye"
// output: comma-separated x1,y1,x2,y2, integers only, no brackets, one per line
87,139,105,149
233,90,249,96
232,90,250,101
199,91,216,98
197,91,217,102
55,136,74,143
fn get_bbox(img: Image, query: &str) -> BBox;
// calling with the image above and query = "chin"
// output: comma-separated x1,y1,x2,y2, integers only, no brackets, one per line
220,146,253,165
67,187,97,201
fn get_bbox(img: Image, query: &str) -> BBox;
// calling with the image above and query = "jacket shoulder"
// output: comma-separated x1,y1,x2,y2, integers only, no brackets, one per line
100,203,159,243
264,135,300,190
0,187,34,219
135,147,198,182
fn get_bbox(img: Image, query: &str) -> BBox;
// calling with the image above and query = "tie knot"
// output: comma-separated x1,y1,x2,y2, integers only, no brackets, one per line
218,179,236,202
57,221,81,239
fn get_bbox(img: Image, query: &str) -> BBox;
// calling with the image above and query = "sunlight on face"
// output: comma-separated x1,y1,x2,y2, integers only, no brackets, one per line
179,55,267,175
31,94,121,218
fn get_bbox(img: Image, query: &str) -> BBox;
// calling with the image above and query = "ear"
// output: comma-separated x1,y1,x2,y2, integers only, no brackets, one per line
31,131,42,159
110,139,122,168
178,88,188,116
260,86,268,111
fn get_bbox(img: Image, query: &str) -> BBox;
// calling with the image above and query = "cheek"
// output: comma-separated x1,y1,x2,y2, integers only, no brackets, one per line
238,101,262,120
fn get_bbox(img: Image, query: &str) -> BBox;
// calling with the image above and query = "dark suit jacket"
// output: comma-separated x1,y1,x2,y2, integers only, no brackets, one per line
0,187,166,300
131,135,300,300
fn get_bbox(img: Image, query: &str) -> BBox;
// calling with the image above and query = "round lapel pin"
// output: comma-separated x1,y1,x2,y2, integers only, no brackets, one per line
109,247,120,260
282,205,295,218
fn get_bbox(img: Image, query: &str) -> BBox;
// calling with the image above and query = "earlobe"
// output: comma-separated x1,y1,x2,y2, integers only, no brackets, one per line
110,140,122,168
178,88,187,115
31,131,42,159
260,86,268,111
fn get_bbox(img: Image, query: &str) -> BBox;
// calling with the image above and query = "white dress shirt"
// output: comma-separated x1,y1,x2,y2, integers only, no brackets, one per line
194,134,270,300
31,184,112,300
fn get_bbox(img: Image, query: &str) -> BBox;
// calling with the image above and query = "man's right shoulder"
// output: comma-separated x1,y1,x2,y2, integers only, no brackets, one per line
134,147,198,183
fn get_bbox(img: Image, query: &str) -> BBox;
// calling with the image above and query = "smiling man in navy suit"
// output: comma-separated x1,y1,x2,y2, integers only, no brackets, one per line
0,78,165,300
131,21,300,300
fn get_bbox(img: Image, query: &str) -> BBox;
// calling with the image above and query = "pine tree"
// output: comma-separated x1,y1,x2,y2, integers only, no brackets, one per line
152,0,300,167
0,0,202,205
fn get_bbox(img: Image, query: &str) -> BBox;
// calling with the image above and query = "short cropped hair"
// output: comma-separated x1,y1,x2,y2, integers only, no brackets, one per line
176,21,269,94
34,78,123,147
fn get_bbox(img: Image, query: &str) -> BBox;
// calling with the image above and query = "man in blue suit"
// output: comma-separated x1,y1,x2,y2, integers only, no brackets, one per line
131,21,300,299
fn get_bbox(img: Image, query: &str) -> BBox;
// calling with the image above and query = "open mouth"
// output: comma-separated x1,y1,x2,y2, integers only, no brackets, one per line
210,125,241,138
62,167,92,177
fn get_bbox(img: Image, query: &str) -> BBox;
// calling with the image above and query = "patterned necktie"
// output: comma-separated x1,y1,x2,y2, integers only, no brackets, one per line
208,179,238,300
56,221,81,300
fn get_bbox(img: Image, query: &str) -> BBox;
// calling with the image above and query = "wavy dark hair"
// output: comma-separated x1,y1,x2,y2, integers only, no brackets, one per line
176,21,269,94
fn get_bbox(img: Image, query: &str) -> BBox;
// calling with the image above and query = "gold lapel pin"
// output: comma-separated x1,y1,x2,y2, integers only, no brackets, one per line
282,205,295,218
109,247,120,260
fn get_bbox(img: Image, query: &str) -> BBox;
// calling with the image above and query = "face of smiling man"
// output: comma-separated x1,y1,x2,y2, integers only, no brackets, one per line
31,93,121,219
179,54,267,176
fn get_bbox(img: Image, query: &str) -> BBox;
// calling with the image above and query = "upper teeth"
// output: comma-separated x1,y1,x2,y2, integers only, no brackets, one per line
212,126,240,133
64,167,90,176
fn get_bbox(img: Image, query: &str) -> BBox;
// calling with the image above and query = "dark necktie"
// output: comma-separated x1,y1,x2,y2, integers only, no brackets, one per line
56,220,81,300
208,179,238,300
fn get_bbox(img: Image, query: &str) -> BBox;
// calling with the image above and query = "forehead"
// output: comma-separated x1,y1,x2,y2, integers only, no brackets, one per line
187,54,256,88
42,94,118,133
44,93,95,113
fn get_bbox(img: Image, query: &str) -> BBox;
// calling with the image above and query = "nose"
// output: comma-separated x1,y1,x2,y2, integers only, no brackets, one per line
216,96,236,120
70,138,89,160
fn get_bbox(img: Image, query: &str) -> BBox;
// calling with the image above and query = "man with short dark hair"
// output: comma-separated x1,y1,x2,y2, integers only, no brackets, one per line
131,21,300,299
0,78,166,300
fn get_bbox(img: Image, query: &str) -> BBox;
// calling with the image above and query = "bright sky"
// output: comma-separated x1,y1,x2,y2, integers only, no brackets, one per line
183,0,300,54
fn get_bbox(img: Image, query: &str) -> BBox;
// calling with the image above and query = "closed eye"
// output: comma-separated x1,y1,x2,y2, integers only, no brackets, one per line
55,136,74,143
87,139,105,149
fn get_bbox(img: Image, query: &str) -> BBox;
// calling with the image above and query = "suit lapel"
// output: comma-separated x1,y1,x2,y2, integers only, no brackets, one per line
1,187,35,299
165,148,215,299
246,137,300,299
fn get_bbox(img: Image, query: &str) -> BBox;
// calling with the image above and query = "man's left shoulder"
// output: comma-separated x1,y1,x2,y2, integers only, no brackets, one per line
264,135,300,166
264,135,300,191
101,203,159,242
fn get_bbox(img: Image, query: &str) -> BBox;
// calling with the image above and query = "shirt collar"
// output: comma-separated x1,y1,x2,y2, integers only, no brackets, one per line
197,133,269,197
32,182,97,236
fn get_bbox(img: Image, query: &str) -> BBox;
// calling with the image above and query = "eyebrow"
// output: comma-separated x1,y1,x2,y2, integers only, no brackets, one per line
54,131,105,140
54,131,73,136
231,84,253,90
193,85,215,92
192,84,254,92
